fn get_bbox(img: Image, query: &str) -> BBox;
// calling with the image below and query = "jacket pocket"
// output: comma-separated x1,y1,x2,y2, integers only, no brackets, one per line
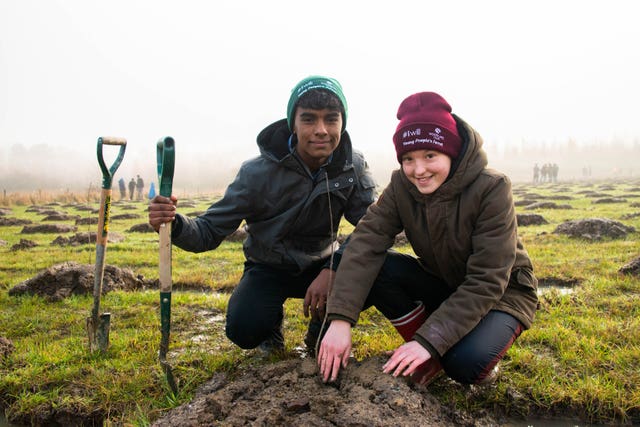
512,268,538,291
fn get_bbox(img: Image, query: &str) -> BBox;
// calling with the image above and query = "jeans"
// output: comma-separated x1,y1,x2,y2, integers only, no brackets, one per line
366,251,524,384
225,260,326,349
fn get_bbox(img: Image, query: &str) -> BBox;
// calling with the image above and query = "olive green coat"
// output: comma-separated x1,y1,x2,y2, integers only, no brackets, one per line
327,115,538,357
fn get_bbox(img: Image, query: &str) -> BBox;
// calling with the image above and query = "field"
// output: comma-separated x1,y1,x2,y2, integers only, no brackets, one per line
1,179,639,426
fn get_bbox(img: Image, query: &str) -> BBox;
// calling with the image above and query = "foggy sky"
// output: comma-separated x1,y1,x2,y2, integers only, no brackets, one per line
1,1,639,192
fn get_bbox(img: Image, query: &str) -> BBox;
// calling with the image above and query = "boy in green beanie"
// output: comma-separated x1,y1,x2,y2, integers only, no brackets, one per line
148,76,376,356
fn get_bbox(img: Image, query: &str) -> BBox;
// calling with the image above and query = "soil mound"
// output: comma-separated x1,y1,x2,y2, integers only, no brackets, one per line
8,262,152,301
553,218,635,240
0,217,32,226
50,231,125,246
152,356,498,427
524,202,572,210
75,217,99,225
619,257,640,276
21,224,77,234
74,205,97,212
516,213,548,226
592,197,627,204
128,223,155,233
0,336,15,361
42,214,81,221
111,213,141,220
10,239,38,251
225,228,247,242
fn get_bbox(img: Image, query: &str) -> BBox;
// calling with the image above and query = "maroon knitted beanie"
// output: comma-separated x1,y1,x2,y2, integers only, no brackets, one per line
392,92,462,163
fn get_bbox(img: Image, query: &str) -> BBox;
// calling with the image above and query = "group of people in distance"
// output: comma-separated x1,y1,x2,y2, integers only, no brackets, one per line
118,175,146,201
148,75,538,388
533,162,559,184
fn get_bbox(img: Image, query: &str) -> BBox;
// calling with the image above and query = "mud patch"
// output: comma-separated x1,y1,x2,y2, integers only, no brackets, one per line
75,217,99,225
514,199,538,207
8,262,153,301
619,257,640,276
73,205,98,212
128,223,155,233
524,202,572,210
225,228,247,242
592,197,627,204
152,356,499,427
516,213,548,226
0,217,32,226
21,224,77,234
42,213,81,221
111,213,141,220
0,336,14,361
10,239,38,251
620,212,640,220
50,231,125,246
553,218,635,240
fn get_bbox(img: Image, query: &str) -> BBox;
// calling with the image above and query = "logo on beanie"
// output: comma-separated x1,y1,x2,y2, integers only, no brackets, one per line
428,127,445,142
402,128,421,139
401,125,444,149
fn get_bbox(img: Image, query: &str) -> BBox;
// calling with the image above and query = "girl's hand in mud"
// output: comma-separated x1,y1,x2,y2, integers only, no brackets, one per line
318,320,351,383
382,341,431,377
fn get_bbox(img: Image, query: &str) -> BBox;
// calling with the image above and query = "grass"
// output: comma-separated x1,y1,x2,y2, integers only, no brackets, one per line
1,179,640,425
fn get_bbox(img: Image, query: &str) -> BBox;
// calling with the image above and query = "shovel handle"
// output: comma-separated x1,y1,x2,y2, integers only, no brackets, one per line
157,137,175,293
156,137,175,197
97,137,127,189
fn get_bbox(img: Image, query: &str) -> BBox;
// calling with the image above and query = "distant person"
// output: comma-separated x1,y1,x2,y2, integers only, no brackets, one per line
533,163,540,184
148,182,156,199
318,91,538,387
148,75,376,355
118,177,127,200
540,163,549,183
136,175,144,200
128,178,136,201
551,163,559,183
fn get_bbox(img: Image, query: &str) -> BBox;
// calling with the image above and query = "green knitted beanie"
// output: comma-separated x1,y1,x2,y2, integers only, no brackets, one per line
286,75,348,132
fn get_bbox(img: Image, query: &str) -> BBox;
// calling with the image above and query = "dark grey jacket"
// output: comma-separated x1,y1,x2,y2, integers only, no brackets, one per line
327,115,538,357
171,119,377,273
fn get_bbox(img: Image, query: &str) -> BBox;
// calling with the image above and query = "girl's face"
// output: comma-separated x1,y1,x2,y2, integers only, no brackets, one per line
401,149,452,194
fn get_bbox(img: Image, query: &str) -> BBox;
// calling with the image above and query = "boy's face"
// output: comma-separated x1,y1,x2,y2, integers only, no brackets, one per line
401,149,451,194
293,107,342,170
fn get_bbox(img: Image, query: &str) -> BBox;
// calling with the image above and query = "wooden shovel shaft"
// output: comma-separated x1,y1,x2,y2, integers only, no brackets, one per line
159,222,172,292
91,187,111,320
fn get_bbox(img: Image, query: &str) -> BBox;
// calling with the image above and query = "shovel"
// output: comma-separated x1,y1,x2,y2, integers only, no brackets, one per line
87,136,127,353
157,136,178,393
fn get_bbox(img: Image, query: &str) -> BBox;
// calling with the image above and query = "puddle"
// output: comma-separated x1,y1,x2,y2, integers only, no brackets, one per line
537,286,575,296
505,420,605,427
0,411,18,427
537,277,580,295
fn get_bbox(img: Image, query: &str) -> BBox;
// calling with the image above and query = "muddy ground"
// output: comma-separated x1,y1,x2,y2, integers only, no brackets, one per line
151,356,502,427
5,221,640,425
3,263,512,426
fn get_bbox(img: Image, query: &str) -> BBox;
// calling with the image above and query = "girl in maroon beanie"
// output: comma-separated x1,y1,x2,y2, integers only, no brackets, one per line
318,92,538,386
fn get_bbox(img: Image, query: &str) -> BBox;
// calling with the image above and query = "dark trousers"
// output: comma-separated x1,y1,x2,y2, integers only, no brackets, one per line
365,251,524,384
225,260,326,349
